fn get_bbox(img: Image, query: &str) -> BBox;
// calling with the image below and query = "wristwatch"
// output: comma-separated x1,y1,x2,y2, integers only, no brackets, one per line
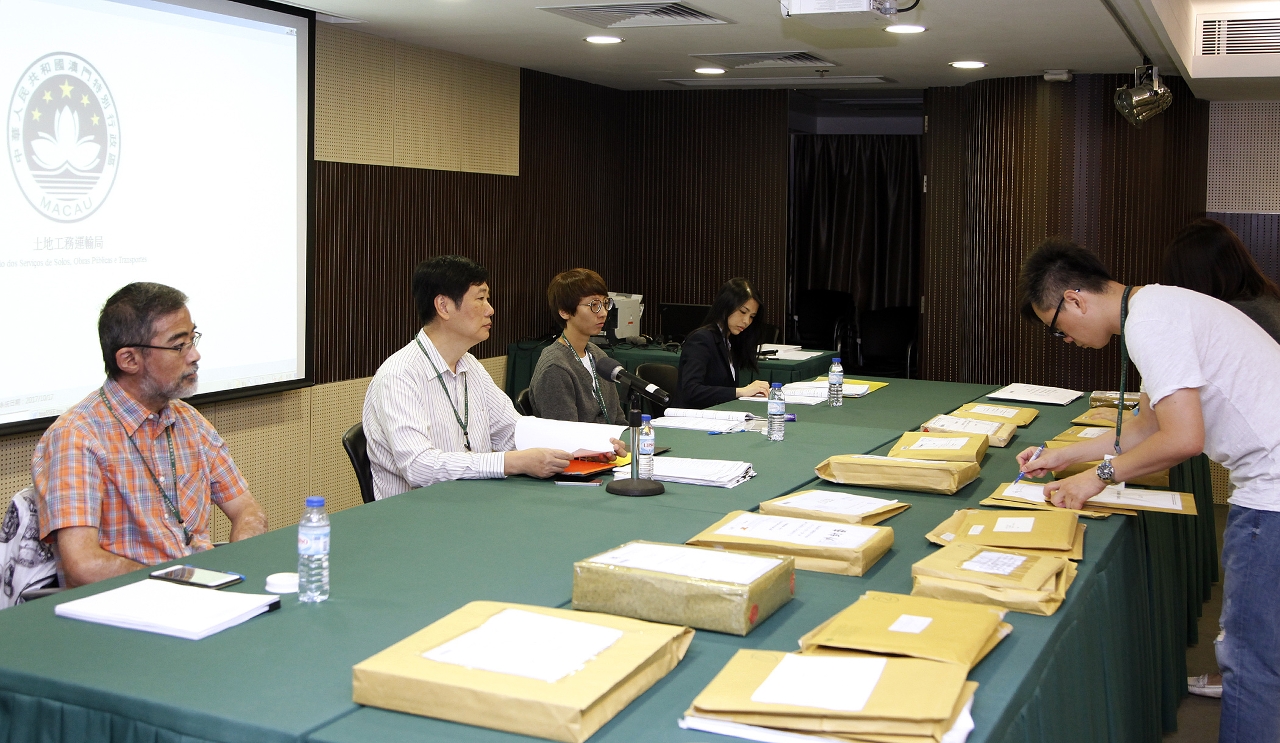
1095,459,1117,485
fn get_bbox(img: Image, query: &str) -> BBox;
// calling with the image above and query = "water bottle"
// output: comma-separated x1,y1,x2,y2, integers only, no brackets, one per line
767,383,786,442
637,414,656,480
297,496,330,603
828,357,844,407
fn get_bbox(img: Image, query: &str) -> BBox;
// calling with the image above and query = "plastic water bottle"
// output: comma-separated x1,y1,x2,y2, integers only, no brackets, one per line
828,357,844,407
637,414,656,480
297,496,330,603
767,383,786,442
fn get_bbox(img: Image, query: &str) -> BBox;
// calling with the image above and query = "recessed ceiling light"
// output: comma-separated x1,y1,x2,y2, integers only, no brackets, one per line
885,24,926,33
694,67,726,74
585,35,623,44
950,60,986,69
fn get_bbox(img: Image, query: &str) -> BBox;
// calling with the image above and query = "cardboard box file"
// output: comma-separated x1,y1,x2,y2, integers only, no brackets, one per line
687,511,894,577
887,431,989,463
571,541,794,636
816,454,980,495
911,542,1077,616
921,413,1016,447
757,489,910,526
352,601,693,743
949,402,1039,427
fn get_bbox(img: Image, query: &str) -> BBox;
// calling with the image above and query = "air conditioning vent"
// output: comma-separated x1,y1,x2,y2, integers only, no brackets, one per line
1201,18,1280,55
691,51,837,69
664,75,890,87
539,3,729,28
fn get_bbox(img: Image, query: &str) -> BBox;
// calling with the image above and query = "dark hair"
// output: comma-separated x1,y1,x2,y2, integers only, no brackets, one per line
547,268,608,327
1017,238,1114,323
99,283,189,378
1163,219,1280,302
702,278,763,372
413,255,490,326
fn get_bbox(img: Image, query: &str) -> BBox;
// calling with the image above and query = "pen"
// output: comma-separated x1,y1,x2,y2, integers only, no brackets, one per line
1011,444,1046,486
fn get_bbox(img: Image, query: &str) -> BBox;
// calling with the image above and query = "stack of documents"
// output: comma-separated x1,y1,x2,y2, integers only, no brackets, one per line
983,481,1195,516
613,456,755,488
924,508,1084,560
947,402,1039,427
687,511,894,576
1044,440,1170,487
680,650,978,743
798,592,1011,671
887,432,989,464
773,349,826,361
911,542,1077,616
1070,406,1136,428
785,381,872,398
816,454,980,495
54,578,279,640
758,489,909,526
985,383,1083,406
515,417,626,459
921,414,1015,448
652,408,749,433
572,541,794,636
353,602,693,743
760,344,802,353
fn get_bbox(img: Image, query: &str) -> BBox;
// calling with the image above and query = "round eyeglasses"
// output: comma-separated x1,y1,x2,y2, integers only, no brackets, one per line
580,297,615,315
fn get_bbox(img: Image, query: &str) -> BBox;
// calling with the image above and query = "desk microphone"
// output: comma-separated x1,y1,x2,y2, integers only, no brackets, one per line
595,357,670,406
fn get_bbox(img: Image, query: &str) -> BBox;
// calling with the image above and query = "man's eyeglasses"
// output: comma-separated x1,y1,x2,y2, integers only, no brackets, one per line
1047,297,1067,339
131,331,202,354
580,297,615,315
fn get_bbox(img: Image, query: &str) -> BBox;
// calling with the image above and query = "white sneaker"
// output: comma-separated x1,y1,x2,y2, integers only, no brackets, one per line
1187,674,1222,698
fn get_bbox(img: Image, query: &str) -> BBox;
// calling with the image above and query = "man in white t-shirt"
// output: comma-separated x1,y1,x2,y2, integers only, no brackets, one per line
1015,238,1280,743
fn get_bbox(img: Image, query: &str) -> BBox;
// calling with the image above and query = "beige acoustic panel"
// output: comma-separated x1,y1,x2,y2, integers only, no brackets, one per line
460,58,520,176
315,25,395,166
478,356,506,391
0,430,41,527
309,377,372,515
1209,460,1231,506
394,44,462,171
1208,102,1280,213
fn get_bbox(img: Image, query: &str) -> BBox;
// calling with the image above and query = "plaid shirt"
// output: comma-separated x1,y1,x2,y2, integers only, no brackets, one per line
32,378,250,566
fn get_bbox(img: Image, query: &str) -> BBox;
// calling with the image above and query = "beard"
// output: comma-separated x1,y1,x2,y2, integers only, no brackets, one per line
141,364,199,401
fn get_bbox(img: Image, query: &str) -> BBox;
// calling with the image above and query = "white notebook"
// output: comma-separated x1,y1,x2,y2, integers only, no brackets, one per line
55,579,279,640
987,383,1082,405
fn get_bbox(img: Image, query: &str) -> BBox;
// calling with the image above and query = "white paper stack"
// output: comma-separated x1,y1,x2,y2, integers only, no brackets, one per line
653,409,749,433
773,350,824,361
615,456,756,488
759,344,802,353
514,417,627,458
54,579,279,640
785,381,871,398
986,384,1082,405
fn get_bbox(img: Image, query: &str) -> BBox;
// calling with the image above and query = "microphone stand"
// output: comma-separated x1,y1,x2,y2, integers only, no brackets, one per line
605,384,664,497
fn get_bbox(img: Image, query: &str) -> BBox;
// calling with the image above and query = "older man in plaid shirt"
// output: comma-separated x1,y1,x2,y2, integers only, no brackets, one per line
31,283,267,587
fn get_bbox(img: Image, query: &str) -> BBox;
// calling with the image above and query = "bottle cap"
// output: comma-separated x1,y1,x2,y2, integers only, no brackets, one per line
641,414,652,422
265,572,299,594
833,357,841,363
305,496,325,508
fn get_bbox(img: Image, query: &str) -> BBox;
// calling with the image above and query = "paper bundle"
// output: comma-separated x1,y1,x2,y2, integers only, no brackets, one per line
652,408,749,433
352,601,693,743
816,455,979,496
1051,425,1113,443
985,383,1082,406
924,508,1084,560
1044,440,1170,487
681,650,977,742
687,511,893,577
515,418,627,459
758,489,909,526
784,381,872,398
572,541,794,636
984,481,1195,516
911,542,1077,616
948,402,1039,427
53,579,279,640
613,456,755,488
921,414,1015,447
887,432,989,464
1070,406,1136,428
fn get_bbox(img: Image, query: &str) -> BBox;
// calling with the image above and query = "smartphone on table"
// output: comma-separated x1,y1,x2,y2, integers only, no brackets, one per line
149,565,244,589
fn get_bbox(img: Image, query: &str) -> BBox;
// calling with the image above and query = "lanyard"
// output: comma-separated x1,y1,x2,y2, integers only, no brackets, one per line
1114,285,1133,456
561,334,613,424
417,337,471,452
98,388,192,546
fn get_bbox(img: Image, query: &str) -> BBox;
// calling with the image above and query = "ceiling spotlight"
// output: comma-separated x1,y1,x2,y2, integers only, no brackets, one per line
1043,69,1072,82
950,60,986,69
585,35,623,44
885,24,926,33
1114,65,1172,127
694,67,725,75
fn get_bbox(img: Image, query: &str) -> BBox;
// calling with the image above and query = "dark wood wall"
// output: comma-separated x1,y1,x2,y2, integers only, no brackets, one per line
313,71,788,384
1208,212,1280,283
920,74,1210,390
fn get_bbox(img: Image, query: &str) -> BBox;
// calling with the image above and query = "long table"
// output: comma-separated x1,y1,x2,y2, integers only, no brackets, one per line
0,378,1214,743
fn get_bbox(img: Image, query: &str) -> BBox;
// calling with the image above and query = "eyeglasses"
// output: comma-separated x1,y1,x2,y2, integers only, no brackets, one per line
131,331,202,354
580,297,615,315
1046,297,1067,339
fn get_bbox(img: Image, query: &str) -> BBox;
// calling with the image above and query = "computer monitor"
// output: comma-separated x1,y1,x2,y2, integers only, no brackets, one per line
660,303,712,343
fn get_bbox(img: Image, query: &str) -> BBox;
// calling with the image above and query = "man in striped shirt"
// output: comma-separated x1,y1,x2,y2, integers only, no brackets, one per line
363,255,591,499
32,283,268,587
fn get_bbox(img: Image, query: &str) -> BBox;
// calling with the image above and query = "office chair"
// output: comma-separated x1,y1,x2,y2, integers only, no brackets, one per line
342,423,377,505
516,388,534,416
636,363,678,417
2,488,60,609
854,306,918,379
791,289,854,355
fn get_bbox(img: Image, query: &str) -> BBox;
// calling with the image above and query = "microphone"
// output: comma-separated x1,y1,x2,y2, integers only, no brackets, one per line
595,356,670,405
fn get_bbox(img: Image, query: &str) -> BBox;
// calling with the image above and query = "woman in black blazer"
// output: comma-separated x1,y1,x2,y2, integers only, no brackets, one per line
676,278,771,408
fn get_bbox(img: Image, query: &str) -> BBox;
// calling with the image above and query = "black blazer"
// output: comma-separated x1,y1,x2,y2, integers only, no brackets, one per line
676,326,738,409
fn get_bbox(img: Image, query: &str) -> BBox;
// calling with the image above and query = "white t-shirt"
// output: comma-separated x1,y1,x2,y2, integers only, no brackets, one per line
1126,285,1280,511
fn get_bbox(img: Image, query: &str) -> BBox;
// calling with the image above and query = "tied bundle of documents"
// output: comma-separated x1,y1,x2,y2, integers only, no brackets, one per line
985,383,1083,406
352,602,693,743
53,578,280,640
887,432,989,464
948,402,1039,427
613,456,755,488
1070,406,1136,428
924,508,1084,560
921,414,1015,448
652,408,751,433
798,592,1011,670
680,650,977,742
572,541,794,636
687,511,893,576
985,481,1196,516
1044,440,1170,487
816,455,980,496
758,489,909,526
1051,425,1112,443
911,542,1077,616
515,418,626,459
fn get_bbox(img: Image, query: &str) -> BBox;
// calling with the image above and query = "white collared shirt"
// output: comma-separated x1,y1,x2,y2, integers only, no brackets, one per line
362,330,519,499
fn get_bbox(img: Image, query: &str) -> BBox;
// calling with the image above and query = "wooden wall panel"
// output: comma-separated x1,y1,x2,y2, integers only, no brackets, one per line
314,25,395,166
393,44,463,171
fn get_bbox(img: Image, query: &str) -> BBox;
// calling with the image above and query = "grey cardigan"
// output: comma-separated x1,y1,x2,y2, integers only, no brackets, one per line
528,340,626,424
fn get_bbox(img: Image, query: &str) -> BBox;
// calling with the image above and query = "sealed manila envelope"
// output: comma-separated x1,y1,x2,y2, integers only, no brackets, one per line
571,541,794,636
981,482,1113,520
948,402,1038,427
816,455,979,496
924,509,1085,560
687,511,893,577
351,601,693,743
1052,425,1113,443
758,490,910,526
1044,440,1170,487
1085,486,1197,516
887,432,988,464
1070,405,1136,428
920,413,1015,448
911,543,1077,616
797,591,1009,669
950,509,1078,551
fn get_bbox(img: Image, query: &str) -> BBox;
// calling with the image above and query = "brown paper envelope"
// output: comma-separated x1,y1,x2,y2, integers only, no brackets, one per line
911,561,1077,616
984,483,1113,519
687,511,895,577
816,455,980,495
684,707,946,739
952,509,1078,551
886,432,989,464
949,402,1038,426
1051,426,1113,443
759,491,912,526
912,542,1067,590
920,416,1016,448
1070,406,1136,428
1045,441,1171,487
1084,490,1198,516
924,509,1085,560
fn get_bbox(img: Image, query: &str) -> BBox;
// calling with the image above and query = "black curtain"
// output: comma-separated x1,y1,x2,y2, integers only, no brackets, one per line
788,135,921,312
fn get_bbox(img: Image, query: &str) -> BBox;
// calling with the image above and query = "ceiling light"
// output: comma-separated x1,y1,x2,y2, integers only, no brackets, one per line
1114,65,1172,127
950,60,986,69
695,67,726,74
585,35,623,44
884,24,926,33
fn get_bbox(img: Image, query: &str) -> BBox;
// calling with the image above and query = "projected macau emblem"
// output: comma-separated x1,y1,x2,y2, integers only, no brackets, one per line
7,53,120,223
